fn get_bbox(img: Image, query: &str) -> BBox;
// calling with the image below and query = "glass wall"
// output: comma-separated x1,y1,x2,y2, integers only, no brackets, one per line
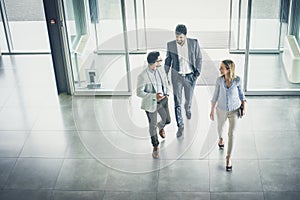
229,0,248,51
62,0,146,95
230,0,284,52
125,0,147,53
0,0,50,53
289,0,300,45
0,2,8,52
243,0,300,94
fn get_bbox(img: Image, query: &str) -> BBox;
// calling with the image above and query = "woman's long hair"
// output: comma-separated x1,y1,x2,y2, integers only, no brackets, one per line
222,59,236,80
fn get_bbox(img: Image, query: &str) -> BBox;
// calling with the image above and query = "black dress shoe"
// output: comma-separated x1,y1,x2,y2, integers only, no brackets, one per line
176,127,184,138
186,110,191,119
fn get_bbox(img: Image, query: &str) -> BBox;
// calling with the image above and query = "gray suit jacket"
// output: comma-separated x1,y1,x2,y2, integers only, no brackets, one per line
136,67,169,112
164,38,202,77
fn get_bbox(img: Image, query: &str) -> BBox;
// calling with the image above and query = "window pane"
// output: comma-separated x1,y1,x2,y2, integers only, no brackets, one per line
4,0,50,52
0,7,8,52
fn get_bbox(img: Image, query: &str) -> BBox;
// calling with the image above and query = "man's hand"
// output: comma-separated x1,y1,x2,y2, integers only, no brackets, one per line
156,93,165,101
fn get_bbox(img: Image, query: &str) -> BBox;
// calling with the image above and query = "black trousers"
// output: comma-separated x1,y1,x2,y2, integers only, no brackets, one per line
146,97,171,147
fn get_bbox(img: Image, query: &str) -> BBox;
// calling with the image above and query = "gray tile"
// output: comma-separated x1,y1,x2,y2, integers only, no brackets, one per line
72,106,102,131
55,159,110,190
264,192,300,200
5,158,63,189
76,131,132,159
19,133,70,158
233,133,258,159
0,70,17,89
0,132,28,157
103,191,156,200
105,169,158,192
158,127,204,160
260,160,300,191
158,160,209,192
251,106,298,131
0,158,17,188
0,189,53,200
64,135,93,158
293,109,300,131
255,132,300,159
52,190,105,200
0,88,13,107
102,159,160,174
211,192,264,200
32,107,76,131
179,128,211,160
209,132,258,160
0,107,40,130
209,160,262,192
157,192,210,200
113,130,155,159
4,88,55,107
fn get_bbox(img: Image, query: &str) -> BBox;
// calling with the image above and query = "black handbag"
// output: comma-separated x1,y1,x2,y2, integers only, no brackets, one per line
238,104,244,118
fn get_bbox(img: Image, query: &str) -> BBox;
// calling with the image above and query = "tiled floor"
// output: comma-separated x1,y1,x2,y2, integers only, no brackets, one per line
0,55,299,200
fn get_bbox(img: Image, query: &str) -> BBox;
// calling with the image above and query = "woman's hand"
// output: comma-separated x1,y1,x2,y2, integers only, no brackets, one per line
210,110,214,121
241,101,246,117
242,107,246,116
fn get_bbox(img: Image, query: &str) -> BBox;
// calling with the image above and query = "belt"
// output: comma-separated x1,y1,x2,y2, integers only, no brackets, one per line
179,72,192,77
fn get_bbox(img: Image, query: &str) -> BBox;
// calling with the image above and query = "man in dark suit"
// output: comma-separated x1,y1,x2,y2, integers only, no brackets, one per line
165,24,202,138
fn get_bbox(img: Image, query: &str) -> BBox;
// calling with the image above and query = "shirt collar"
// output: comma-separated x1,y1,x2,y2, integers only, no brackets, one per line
176,40,187,48
147,67,157,74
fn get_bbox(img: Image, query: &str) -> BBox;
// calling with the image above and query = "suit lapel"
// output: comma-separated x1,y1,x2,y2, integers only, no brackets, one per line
171,41,179,60
187,38,192,67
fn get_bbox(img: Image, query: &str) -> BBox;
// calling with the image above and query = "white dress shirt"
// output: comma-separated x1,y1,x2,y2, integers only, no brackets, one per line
177,41,192,75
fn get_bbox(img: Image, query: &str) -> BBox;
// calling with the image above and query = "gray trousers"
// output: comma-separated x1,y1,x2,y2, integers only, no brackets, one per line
172,72,197,128
146,97,171,147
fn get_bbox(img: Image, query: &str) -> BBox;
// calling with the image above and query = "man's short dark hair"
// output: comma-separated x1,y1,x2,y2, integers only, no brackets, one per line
147,51,160,64
175,24,187,35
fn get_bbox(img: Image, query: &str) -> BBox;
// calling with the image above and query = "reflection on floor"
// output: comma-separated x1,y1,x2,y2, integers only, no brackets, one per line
0,55,299,200
248,54,300,90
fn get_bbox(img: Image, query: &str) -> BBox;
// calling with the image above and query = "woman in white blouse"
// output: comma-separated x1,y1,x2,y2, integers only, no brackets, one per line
210,59,246,171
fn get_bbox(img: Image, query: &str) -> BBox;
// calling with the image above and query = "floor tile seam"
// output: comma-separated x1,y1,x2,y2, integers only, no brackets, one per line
257,158,268,196
15,129,31,158
0,157,19,190
1,156,26,190
52,158,68,191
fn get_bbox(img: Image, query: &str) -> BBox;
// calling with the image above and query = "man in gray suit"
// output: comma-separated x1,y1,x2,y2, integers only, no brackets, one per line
165,24,202,138
137,51,171,159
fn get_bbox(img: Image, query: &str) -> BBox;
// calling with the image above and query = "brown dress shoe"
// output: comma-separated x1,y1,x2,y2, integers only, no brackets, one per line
152,147,159,159
159,128,166,138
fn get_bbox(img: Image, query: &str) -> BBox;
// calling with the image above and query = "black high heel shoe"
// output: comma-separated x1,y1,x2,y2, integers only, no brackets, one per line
218,138,224,149
226,156,232,171
218,143,224,149
226,165,232,171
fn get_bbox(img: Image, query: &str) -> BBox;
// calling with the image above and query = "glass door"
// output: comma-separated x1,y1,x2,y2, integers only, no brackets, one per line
243,0,300,94
229,0,283,53
125,0,147,53
62,0,134,95
0,0,50,53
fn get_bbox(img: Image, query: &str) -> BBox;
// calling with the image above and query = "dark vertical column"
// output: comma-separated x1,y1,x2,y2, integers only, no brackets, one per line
43,0,72,94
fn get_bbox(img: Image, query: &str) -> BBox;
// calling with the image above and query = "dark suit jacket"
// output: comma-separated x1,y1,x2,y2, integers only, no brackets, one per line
164,38,202,77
